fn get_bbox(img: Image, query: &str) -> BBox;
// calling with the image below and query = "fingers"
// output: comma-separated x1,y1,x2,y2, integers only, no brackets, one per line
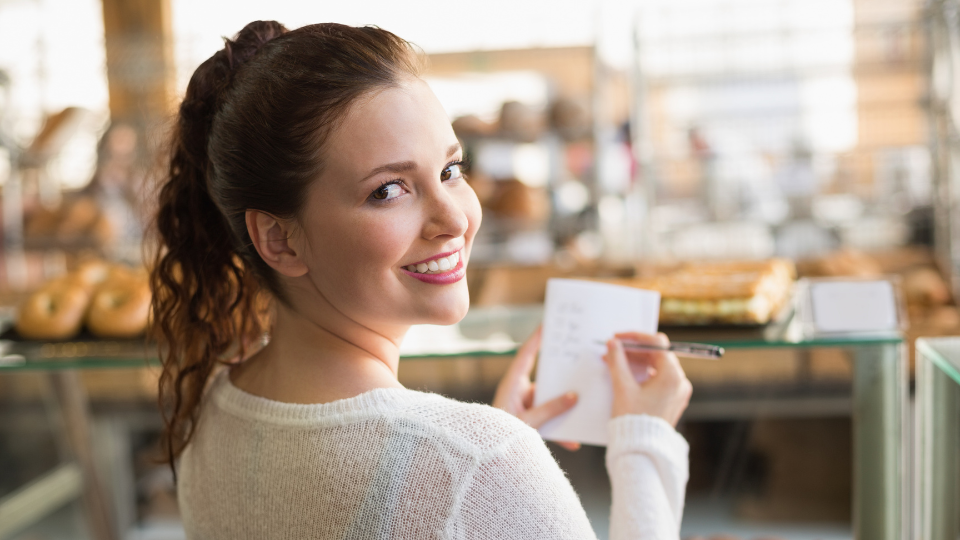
614,331,669,346
603,338,635,388
642,344,685,388
556,440,581,451
521,383,535,410
507,326,542,379
614,331,671,369
522,391,578,428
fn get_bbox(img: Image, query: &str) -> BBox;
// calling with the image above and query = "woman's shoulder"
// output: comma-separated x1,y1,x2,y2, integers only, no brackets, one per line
208,372,537,454
389,388,541,455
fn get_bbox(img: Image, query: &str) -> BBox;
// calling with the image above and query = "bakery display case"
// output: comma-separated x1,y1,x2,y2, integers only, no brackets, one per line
0,297,907,540
914,337,960,540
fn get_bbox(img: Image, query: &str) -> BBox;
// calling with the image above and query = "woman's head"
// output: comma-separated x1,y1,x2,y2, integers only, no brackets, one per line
179,20,427,298
250,77,480,329
151,20,479,467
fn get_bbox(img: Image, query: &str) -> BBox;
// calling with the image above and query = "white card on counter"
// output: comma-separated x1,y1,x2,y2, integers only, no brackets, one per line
533,279,660,447
809,280,899,333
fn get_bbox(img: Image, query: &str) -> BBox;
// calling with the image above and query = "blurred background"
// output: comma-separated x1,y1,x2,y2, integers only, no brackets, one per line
1,0,959,539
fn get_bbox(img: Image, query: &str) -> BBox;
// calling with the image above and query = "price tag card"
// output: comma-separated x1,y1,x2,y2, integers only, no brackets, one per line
534,279,660,447
806,279,901,334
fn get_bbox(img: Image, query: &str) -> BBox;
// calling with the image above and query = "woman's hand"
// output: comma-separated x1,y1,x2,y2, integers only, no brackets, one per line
493,328,581,451
603,332,692,427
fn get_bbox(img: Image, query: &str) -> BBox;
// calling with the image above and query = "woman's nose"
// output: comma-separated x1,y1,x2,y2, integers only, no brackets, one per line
422,186,469,240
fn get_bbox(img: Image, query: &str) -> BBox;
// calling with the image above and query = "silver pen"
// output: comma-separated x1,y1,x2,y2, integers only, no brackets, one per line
595,340,724,359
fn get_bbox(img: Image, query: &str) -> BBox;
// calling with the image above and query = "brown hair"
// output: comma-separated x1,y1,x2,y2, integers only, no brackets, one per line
149,20,421,472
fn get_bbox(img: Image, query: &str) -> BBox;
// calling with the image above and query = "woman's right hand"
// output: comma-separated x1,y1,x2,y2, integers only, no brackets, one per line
602,332,692,427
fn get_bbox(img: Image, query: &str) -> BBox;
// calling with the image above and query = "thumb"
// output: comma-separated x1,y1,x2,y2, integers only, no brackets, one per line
604,338,634,388
522,391,578,429
507,326,542,379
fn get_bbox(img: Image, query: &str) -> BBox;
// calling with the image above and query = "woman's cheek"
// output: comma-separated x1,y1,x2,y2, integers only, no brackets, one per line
357,211,418,271
461,183,483,244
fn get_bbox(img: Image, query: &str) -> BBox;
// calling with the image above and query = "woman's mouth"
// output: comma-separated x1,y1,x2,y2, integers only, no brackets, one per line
400,250,465,284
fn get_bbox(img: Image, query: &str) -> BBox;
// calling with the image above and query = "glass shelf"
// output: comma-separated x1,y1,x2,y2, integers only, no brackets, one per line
0,304,902,371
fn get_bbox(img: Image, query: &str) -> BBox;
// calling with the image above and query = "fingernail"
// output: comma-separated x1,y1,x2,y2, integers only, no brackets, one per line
564,391,578,403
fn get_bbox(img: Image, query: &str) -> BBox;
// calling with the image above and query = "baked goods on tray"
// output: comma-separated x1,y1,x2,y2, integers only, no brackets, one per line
16,277,92,340
86,266,151,338
15,259,151,340
606,259,796,325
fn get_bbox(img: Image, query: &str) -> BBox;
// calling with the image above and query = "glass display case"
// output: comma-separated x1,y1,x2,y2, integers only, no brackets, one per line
0,305,907,540
915,337,960,540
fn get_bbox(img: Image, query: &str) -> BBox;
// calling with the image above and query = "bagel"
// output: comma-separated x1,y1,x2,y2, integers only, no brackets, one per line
70,259,111,293
86,272,151,338
16,279,90,340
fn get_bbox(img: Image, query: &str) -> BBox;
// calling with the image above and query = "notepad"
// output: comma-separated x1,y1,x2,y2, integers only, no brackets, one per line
533,279,661,446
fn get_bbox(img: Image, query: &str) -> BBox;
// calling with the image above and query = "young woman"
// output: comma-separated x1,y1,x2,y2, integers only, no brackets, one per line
151,20,692,540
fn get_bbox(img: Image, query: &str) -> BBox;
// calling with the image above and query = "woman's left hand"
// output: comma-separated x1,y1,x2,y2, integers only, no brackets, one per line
493,327,581,451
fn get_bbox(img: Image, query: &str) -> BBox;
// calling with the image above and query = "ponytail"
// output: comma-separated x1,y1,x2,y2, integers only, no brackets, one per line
149,20,421,473
150,21,284,472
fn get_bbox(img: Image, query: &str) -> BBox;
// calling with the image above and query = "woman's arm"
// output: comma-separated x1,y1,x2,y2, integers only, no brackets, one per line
607,415,689,539
602,333,693,539
453,426,599,540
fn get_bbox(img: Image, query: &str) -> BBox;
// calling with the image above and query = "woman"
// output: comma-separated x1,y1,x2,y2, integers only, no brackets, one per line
151,20,692,540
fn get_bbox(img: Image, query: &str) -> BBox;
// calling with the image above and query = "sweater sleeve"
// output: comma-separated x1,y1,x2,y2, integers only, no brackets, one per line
453,427,599,540
606,414,690,540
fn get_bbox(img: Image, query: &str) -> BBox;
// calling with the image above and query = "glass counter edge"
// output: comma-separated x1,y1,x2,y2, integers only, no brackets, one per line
0,335,906,372
916,338,960,387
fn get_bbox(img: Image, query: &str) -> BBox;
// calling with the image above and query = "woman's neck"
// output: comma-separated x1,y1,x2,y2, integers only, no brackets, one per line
230,286,407,405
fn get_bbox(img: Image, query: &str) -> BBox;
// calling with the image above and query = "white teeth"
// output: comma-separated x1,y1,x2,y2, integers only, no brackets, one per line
406,252,462,275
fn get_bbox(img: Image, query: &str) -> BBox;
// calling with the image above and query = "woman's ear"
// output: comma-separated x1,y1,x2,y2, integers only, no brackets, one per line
245,209,308,277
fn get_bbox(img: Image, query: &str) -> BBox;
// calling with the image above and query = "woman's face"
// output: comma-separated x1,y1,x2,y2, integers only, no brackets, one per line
294,78,481,330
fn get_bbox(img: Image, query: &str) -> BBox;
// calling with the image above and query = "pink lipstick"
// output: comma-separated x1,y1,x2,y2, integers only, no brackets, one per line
400,250,466,285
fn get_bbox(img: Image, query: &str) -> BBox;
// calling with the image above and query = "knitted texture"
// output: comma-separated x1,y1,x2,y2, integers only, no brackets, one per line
178,372,688,539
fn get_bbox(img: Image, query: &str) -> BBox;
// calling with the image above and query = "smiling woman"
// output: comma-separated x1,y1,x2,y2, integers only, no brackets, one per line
150,20,690,540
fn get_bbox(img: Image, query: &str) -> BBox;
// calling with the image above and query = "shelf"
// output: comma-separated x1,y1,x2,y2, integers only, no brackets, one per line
0,304,902,372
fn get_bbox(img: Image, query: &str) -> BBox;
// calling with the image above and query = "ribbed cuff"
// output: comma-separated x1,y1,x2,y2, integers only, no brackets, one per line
606,414,689,464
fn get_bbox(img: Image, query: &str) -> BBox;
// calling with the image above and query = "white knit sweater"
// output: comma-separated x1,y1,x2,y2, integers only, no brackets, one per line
178,371,689,539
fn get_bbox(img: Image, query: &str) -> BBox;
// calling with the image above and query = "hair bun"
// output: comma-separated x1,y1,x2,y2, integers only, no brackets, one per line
223,20,287,71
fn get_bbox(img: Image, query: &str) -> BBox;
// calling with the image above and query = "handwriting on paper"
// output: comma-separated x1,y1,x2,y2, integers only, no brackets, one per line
534,279,660,446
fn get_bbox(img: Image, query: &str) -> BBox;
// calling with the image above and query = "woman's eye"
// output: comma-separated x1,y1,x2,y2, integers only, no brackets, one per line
440,163,464,182
372,181,404,201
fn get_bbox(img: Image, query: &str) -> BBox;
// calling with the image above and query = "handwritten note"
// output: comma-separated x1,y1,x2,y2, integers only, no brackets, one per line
533,279,660,446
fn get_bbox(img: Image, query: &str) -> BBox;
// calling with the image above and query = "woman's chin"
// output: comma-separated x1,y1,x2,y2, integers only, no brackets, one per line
419,290,470,326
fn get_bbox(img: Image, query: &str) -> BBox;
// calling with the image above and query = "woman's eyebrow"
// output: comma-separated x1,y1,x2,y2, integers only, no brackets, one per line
360,160,416,182
359,143,463,183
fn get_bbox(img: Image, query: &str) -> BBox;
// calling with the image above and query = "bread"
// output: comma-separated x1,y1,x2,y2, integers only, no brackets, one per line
16,278,90,340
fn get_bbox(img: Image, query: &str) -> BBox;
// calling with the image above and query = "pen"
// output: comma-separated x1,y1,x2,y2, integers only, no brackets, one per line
594,340,724,359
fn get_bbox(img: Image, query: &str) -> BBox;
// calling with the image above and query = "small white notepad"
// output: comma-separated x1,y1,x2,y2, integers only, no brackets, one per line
533,279,661,447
